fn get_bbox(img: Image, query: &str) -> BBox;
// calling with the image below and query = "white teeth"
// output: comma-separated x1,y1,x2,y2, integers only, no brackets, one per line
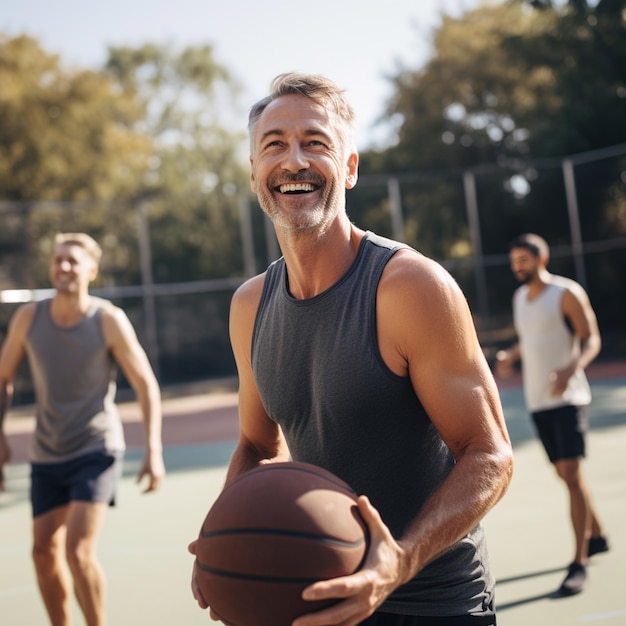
279,183,315,193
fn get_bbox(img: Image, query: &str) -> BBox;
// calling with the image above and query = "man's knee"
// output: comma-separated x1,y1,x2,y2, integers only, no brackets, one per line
32,539,60,574
65,538,96,576
554,459,582,486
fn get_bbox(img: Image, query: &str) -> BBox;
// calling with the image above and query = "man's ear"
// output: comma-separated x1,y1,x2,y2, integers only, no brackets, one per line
345,152,359,189
249,156,257,193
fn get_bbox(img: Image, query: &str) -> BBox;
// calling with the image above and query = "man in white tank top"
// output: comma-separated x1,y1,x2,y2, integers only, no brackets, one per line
496,233,609,596
0,233,165,626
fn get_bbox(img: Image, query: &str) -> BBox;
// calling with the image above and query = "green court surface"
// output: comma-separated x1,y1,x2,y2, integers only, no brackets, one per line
1,375,624,625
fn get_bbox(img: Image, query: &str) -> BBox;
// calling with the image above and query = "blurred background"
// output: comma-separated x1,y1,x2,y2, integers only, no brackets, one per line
1,0,625,403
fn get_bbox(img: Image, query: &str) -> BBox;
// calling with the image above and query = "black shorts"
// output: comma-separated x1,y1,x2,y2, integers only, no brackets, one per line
531,405,588,463
361,602,496,625
31,450,124,518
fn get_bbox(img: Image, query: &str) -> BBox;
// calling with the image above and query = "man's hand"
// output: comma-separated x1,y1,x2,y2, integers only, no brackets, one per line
0,434,12,492
292,495,407,626
549,364,575,397
495,350,514,379
136,449,165,493
188,539,225,620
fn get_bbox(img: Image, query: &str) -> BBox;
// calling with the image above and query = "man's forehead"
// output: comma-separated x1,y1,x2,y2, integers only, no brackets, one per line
54,242,88,259
258,94,337,132
509,247,535,260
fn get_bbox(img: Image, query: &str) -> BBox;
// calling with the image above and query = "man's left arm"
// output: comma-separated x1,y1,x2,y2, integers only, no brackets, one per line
102,305,165,492
294,254,513,626
392,254,514,576
563,285,602,370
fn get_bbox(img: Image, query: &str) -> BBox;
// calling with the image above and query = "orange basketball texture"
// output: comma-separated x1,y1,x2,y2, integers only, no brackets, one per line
194,461,369,626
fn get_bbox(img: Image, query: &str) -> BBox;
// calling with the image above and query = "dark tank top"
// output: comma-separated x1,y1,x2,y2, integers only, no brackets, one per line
251,231,494,616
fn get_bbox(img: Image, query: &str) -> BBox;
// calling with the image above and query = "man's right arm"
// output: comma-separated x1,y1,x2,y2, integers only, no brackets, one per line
225,274,290,486
0,304,36,490
495,295,521,379
495,343,521,378
188,274,289,614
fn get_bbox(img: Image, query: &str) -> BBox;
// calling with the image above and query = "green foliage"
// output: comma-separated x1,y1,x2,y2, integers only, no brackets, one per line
0,35,151,201
103,43,250,281
361,0,626,256
0,36,250,289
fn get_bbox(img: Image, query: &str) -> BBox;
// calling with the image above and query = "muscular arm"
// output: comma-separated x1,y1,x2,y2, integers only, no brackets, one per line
562,285,601,371
101,305,165,492
189,275,289,613
295,252,514,625
381,252,513,576
226,274,290,485
548,284,601,396
0,304,36,490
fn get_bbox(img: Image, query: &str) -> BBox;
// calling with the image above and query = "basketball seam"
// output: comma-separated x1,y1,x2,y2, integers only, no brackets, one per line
200,527,366,548
195,559,349,584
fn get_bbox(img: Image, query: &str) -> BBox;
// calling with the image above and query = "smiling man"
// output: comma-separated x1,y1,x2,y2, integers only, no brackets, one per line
189,73,514,625
0,232,165,626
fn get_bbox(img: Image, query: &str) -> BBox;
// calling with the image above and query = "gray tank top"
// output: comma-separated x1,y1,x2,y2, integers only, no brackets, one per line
251,232,494,616
26,297,125,463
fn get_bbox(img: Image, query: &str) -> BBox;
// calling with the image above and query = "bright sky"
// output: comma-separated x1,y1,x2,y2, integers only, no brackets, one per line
1,0,479,150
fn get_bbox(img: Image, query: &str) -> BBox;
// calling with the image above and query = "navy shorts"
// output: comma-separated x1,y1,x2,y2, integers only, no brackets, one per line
31,450,124,518
531,405,588,463
361,603,496,625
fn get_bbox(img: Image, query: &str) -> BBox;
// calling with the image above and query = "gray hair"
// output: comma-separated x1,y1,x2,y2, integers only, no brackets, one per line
248,73,356,152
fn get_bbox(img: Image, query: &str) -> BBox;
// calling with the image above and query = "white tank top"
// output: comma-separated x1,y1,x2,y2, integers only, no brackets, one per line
513,275,591,412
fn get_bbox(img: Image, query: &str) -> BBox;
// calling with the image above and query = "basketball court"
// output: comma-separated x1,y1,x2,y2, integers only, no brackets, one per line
1,363,624,625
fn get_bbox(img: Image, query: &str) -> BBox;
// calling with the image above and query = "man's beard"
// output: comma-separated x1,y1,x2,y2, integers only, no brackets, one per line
515,271,532,285
258,177,341,233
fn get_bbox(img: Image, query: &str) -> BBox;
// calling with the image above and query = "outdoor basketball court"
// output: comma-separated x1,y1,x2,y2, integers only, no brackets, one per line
1,365,624,625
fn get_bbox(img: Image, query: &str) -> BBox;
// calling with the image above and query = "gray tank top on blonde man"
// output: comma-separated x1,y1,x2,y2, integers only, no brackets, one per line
26,297,125,463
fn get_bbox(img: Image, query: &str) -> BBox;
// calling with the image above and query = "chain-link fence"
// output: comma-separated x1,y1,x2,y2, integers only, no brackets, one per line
2,144,625,405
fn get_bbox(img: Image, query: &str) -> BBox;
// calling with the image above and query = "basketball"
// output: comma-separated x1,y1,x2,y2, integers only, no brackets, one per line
193,461,369,626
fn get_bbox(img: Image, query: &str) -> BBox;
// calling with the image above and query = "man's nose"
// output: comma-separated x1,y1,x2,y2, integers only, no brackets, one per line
282,145,310,172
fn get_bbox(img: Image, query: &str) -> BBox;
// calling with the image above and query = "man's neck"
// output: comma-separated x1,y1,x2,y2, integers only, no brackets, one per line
526,269,551,300
50,292,91,327
278,220,362,300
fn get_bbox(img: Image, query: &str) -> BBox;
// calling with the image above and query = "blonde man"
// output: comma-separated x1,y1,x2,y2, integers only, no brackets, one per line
0,233,165,626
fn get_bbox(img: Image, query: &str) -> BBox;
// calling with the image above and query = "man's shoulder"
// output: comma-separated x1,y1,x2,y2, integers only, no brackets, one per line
549,273,579,288
91,297,129,330
89,295,115,310
547,274,586,299
232,272,268,310
10,300,39,328
364,230,413,255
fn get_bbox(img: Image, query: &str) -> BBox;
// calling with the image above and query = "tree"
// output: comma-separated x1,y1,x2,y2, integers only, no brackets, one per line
0,34,153,288
360,0,626,251
0,34,151,202
103,43,250,282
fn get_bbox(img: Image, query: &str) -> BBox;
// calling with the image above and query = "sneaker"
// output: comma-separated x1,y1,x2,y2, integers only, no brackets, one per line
558,562,586,596
588,536,609,557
